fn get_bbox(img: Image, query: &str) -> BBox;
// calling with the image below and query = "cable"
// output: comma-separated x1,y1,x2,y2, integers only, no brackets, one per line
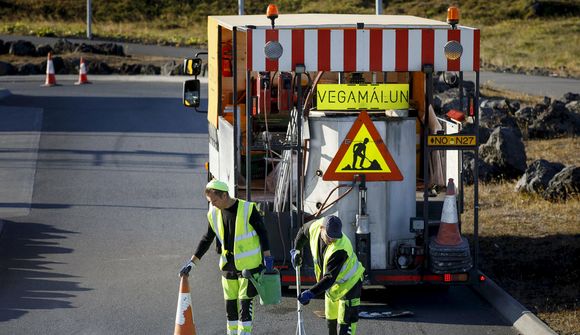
304,183,355,222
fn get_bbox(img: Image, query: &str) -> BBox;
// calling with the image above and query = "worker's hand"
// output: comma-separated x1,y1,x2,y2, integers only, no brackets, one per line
298,290,314,305
179,260,196,277
290,249,302,269
264,256,275,272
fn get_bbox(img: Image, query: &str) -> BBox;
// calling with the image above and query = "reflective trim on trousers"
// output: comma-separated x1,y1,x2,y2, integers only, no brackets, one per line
227,320,239,335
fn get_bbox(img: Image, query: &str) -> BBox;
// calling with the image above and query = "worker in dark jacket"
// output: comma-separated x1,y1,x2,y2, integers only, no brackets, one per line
179,179,272,335
290,215,365,335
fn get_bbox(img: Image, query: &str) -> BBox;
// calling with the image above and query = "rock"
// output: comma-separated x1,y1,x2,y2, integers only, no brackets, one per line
9,40,36,56
528,99,580,138
36,44,53,57
480,127,527,180
515,106,538,124
17,63,41,75
563,92,580,102
162,61,182,76
120,63,141,75
141,64,160,75
479,106,520,134
566,101,580,114
0,40,9,55
543,166,580,201
88,61,113,74
96,43,125,56
462,151,498,185
0,61,17,75
74,43,97,54
515,159,565,194
53,39,76,54
51,56,66,74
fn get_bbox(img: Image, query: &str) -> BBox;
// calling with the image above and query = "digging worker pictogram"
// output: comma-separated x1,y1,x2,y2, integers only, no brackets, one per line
290,216,365,335
352,138,369,169
179,179,273,335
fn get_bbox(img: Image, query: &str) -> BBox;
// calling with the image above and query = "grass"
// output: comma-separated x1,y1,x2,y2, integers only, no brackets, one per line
461,137,580,335
1,0,579,77
480,18,580,78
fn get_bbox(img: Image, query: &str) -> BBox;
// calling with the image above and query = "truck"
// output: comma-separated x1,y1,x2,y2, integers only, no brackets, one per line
182,5,483,288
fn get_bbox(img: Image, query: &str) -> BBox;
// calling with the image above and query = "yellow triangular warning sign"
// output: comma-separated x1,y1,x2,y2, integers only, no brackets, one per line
323,111,403,182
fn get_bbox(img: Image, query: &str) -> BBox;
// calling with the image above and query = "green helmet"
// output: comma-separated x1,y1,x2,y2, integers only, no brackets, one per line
206,179,229,192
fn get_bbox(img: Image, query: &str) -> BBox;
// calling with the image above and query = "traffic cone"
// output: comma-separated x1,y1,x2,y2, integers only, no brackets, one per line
434,178,462,246
174,275,197,335
42,52,57,87
75,57,91,85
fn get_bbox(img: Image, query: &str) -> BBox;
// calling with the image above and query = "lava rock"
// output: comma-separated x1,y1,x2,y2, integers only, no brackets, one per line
543,166,580,201
515,159,565,194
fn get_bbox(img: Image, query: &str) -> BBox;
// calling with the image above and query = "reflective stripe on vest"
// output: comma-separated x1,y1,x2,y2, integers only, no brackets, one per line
336,259,360,284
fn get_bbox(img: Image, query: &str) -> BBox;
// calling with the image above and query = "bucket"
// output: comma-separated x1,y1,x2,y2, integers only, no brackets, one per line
243,268,281,305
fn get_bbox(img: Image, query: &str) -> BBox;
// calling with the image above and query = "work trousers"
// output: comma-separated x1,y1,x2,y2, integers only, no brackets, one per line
325,280,362,335
222,271,258,335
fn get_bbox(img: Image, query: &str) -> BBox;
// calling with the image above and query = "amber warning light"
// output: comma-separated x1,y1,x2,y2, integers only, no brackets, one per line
447,6,459,28
266,4,279,29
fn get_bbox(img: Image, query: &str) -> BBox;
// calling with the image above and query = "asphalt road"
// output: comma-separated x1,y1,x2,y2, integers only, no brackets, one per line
2,34,579,98
0,77,518,334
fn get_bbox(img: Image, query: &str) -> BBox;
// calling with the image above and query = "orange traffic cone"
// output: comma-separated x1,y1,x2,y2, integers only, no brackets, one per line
174,275,197,335
434,178,462,246
75,57,91,85
42,52,57,87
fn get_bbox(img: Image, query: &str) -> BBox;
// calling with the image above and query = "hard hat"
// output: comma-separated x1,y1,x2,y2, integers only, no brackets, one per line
206,179,229,192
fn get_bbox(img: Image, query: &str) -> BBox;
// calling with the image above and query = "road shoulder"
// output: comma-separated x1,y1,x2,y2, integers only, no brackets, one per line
473,274,557,335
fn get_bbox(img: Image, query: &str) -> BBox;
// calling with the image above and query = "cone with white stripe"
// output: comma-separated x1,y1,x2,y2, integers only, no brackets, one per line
174,275,197,335
434,178,462,246
75,57,91,85
42,52,57,87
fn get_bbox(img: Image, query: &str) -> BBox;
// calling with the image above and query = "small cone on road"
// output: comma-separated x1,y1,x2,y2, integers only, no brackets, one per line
42,52,57,87
75,57,91,85
174,275,197,335
434,178,462,246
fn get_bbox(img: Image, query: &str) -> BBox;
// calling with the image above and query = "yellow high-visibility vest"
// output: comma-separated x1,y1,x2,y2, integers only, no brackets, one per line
309,218,365,301
207,199,262,270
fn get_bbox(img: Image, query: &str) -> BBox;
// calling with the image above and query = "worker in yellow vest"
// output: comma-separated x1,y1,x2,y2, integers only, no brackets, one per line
179,179,272,335
291,215,365,335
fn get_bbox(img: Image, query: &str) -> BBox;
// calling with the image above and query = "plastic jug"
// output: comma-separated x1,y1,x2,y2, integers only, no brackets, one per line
242,268,281,305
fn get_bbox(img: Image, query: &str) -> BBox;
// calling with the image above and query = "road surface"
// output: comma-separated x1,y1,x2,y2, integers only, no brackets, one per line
0,76,518,334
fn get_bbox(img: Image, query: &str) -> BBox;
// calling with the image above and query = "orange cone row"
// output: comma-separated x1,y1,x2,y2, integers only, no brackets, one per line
174,275,197,335
42,53,91,87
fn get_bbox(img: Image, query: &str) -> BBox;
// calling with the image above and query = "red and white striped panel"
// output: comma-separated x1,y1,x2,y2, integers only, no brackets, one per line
247,28,480,72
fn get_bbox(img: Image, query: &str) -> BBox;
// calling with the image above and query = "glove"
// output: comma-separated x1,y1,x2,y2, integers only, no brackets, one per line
264,256,275,272
179,260,196,277
290,249,302,269
298,290,314,305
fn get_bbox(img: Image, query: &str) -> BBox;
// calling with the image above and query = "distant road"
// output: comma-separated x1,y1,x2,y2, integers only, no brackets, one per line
2,34,580,98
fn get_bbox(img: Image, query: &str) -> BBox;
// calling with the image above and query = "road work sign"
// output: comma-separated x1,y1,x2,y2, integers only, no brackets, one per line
427,135,477,147
323,111,403,182
316,84,409,110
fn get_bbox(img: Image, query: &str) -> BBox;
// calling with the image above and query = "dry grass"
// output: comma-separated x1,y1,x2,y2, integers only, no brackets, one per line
480,18,580,78
461,137,580,335
480,84,545,106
